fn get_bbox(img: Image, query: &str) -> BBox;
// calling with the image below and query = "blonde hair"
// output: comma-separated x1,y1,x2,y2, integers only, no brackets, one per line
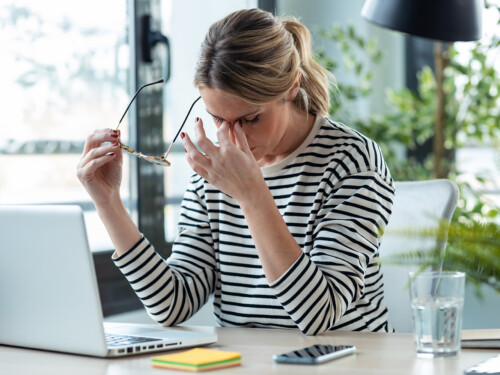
194,8,334,116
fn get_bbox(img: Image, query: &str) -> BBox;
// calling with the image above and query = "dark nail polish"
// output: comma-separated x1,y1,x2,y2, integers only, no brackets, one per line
184,148,187,153
195,117,199,122
181,132,185,139
111,133,119,138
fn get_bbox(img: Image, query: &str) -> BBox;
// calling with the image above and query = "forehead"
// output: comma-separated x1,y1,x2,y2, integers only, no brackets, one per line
200,87,263,119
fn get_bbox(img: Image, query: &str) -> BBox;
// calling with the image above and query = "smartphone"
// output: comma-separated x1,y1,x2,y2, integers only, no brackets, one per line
273,344,356,364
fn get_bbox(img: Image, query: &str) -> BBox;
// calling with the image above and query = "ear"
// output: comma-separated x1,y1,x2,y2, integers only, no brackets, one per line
286,73,302,101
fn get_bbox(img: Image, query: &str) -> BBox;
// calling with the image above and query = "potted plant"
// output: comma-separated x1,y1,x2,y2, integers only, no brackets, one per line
316,2,500,294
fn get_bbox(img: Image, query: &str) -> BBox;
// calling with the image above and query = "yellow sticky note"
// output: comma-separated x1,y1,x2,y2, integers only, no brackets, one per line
152,348,241,371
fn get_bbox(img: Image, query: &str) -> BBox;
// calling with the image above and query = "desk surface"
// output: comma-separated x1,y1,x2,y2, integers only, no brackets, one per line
1,325,499,375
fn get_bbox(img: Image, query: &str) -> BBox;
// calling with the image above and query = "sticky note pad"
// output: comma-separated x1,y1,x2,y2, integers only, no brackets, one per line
151,348,242,372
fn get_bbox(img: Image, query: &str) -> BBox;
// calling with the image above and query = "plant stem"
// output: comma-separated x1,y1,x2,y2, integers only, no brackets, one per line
433,41,450,178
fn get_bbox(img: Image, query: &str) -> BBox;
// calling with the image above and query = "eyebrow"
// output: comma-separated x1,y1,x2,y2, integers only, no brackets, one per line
206,109,260,122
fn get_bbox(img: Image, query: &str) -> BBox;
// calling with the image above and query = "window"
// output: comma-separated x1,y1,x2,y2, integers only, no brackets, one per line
0,0,138,315
0,1,131,250
454,4,500,217
404,5,500,218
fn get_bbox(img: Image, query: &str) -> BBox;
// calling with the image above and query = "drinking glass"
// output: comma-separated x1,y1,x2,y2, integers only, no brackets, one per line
409,271,465,357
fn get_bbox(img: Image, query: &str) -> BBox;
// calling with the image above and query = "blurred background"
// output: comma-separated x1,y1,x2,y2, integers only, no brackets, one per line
1,0,498,328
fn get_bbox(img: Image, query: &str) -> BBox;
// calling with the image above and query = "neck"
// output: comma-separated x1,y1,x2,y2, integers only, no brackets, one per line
259,105,315,167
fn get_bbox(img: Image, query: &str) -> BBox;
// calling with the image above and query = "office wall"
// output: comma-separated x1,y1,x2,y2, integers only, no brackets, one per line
463,284,500,329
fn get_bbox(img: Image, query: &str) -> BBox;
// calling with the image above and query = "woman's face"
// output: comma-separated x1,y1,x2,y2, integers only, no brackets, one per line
199,87,294,166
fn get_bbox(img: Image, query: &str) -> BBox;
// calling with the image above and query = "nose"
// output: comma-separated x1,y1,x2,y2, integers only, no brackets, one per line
220,119,242,130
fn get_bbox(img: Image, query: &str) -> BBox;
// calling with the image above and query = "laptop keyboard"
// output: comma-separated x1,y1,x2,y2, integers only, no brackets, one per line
106,333,162,348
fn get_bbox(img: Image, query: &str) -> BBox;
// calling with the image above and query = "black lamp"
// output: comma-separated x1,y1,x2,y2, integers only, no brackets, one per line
360,0,483,178
361,0,483,42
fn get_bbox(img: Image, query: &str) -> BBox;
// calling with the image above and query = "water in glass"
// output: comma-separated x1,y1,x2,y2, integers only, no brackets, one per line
411,296,464,357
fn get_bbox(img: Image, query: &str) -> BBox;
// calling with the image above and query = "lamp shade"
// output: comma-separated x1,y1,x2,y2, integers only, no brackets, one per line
361,0,483,42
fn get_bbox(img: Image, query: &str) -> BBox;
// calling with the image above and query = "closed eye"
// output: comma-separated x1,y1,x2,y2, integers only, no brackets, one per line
212,116,224,125
212,114,260,126
244,114,260,125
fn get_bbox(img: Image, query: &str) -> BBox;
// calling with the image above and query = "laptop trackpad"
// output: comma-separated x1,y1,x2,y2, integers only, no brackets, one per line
104,323,202,340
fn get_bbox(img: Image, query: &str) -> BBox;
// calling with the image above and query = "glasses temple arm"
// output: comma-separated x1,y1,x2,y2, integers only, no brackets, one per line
116,78,165,130
164,96,202,160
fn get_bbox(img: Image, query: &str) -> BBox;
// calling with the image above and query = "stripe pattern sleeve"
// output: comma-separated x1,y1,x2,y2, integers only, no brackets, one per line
112,175,217,326
269,171,394,335
270,171,394,334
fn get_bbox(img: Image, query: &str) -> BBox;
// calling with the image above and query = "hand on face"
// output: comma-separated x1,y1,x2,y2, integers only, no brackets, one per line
181,117,265,203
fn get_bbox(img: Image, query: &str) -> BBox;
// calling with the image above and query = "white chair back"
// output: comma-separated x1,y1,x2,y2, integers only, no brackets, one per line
380,179,459,332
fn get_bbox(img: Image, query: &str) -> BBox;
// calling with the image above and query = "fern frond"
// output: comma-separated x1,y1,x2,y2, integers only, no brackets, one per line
380,220,500,294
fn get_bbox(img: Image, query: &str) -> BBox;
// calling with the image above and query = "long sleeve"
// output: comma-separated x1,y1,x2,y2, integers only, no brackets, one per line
112,174,217,326
269,171,394,335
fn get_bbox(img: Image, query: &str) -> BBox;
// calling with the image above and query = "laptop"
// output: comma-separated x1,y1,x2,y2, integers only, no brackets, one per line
0,204,217,357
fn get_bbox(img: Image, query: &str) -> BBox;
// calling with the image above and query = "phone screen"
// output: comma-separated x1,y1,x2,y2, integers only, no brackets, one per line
273,344,356,364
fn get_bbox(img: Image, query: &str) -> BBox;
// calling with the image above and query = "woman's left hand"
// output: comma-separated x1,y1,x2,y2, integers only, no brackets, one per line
180,118,266,204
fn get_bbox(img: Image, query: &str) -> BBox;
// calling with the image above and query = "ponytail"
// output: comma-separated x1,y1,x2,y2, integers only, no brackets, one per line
281,18,335,116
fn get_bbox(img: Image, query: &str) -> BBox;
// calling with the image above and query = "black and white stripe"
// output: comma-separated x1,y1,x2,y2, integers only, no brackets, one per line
113,115,395,335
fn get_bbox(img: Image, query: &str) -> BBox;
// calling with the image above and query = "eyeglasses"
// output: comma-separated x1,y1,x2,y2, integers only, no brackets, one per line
116,78,201,167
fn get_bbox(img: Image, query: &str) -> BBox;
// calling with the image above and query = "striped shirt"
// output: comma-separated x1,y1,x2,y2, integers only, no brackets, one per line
113,115,395,335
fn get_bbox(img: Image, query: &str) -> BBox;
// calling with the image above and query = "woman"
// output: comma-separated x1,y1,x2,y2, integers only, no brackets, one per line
77,8,395,335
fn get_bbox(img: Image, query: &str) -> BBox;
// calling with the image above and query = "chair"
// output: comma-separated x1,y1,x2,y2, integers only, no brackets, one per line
379,179,459,333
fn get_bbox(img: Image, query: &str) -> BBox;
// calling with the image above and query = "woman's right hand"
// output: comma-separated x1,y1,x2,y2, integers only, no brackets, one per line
77,129,123,207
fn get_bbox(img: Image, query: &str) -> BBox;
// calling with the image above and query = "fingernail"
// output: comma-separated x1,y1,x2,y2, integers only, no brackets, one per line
195,117,199,122
112,129,119,135
237,120,242,127
184,148,187,153
111,133,119,138
113,141,120,146
181,132,185,139
106,152,115,157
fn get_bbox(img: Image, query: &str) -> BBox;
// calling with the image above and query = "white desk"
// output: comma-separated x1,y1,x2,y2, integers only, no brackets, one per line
1,325,498,374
